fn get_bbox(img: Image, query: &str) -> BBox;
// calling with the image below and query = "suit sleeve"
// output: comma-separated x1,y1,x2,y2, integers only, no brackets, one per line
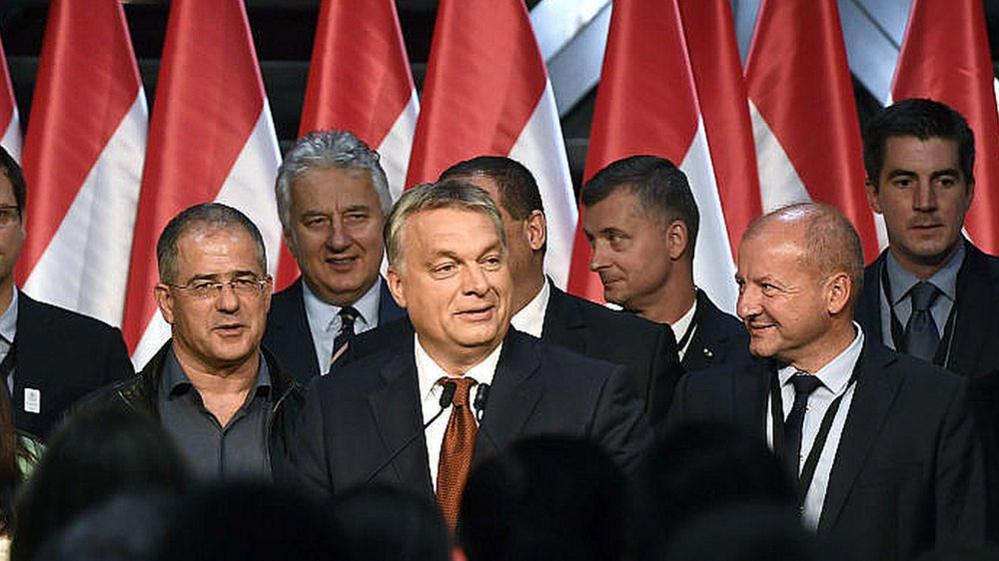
591,364,653,474
288,380,336,498
935,377,987,544
644,325,683,437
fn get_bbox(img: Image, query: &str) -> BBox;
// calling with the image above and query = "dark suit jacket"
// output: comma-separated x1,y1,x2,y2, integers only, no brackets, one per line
289,329,653,500
262,276,406,383
856,242,999,540
14,292,134,439
668,340,985,561
681,289,750,372
344,282,683,434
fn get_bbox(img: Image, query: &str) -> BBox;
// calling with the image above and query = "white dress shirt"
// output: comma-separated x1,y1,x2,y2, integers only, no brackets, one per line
671,297,697,361
510,280,551,338
415,334,500,491
302,279,381,375
766,323,864,530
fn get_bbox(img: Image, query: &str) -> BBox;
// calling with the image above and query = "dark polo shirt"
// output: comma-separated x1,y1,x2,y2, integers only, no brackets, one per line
157,350,272,480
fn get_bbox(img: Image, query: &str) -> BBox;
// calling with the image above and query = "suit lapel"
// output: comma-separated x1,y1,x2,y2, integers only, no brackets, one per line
818,343,901,532
733,359,772,440
268,279,321,380
474,333,544,463
367,350,434,498
947,245,991,376
12,294,52,428
855,255,885,344
541,285,587,355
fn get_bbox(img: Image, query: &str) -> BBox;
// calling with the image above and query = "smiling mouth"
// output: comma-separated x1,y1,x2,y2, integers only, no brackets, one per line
213,323,246,336
326,256,359,268
456,305,496,322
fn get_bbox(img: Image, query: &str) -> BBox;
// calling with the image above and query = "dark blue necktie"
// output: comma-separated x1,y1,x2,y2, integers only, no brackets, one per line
784,373,823,479
330,306,359,367
903,281,941,361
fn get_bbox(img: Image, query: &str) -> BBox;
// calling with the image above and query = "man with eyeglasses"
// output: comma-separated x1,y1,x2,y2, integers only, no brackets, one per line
0,147,133,440
87,203,303,481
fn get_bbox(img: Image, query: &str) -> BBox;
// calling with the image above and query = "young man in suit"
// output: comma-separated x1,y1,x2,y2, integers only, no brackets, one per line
581,155,748,373
351,156,680,431
263,131,405,382
0,147,132,439
669,203,984,561
289,181,651,528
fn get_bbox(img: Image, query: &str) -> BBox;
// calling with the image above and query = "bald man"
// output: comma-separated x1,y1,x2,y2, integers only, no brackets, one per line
668,203,984,561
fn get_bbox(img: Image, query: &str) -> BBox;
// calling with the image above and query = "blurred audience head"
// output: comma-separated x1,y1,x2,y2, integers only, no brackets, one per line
334,483,450,561
662,504,845,561
459,435,625,561
12,405,190,561
632,421,795,559
154,480,337,561
33,491,178,561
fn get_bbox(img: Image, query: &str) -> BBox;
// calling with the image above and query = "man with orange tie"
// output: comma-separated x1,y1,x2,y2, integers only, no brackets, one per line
289,180,651,527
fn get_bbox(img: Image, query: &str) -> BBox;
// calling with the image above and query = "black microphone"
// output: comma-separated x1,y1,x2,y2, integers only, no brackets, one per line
473,383,490,422
365,381,457,483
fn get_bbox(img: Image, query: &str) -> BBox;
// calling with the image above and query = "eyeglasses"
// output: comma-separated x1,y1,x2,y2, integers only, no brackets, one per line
166,275,271,300
0,206,21,228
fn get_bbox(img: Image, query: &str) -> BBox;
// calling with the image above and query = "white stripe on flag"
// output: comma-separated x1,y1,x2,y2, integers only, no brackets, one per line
377,89,419,202
749,99,812,212
22,92,146,326
681,117,737,314
0,108,19,163
508,79,577,290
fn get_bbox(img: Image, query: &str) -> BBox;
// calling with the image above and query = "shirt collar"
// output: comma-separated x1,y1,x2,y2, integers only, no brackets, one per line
510,279,551,338
885,240,965,304
0,286,18,346
778,323,864,394
302,277,382,335
162,346,271,398
415,333,501,402
671,294,697,344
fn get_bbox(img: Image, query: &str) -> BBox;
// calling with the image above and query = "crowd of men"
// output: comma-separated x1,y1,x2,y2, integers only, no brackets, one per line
0,97,994,560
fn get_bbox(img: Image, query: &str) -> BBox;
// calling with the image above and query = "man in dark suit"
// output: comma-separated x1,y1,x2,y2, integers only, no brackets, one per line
670,203,984,561
0,147,132,439
856,98,999,539
290,180,652,527
263,131,405,382
580,155,748,373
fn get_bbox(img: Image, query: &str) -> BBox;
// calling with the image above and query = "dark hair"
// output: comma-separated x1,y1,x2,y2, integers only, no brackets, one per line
154,481,338,561
863,98,975,189
156,202,267,284
439,156,544,220
11,406,190,561
631,421,796,560
334,484,450,561
0,146,26,215
459,436,626,561
582,155,699,257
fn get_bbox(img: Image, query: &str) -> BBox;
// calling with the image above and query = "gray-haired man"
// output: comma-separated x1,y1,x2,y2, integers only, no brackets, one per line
263,130,405,382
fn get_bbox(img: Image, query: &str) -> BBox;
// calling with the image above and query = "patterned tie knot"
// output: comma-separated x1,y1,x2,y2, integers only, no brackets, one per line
909,282,940,312
338,306,359,334
790,373,822,397
440,376,476,407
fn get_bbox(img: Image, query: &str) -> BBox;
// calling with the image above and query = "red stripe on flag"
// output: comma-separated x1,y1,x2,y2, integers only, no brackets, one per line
122,0,267,351
17,0,140,284
679,0,762,257
567,0,701,301
745,0,878,261
0,37,15,141
404,0,547,187
892,0,999,254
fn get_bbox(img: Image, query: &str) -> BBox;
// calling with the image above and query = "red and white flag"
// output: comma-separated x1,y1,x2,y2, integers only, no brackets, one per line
745,0,879,260
276,0,419,289
567,0,737,311
405,0,576,289
16,0,145,327
678,0,762,258
892,0,999,254
0,36,19,162
122,0,283,368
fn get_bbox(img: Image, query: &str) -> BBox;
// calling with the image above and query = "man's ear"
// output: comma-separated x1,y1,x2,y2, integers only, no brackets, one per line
865,179,882,214
154,284,176,325
386,266,407,309
826,272,851,316
666,219,689,261
524,210,546,251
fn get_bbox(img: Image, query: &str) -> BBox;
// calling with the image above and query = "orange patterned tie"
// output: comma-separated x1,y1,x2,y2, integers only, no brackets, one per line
436,376,477,529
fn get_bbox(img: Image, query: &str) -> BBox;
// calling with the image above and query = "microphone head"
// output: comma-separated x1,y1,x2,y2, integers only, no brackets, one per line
439,381,457,408
473,383,490,412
